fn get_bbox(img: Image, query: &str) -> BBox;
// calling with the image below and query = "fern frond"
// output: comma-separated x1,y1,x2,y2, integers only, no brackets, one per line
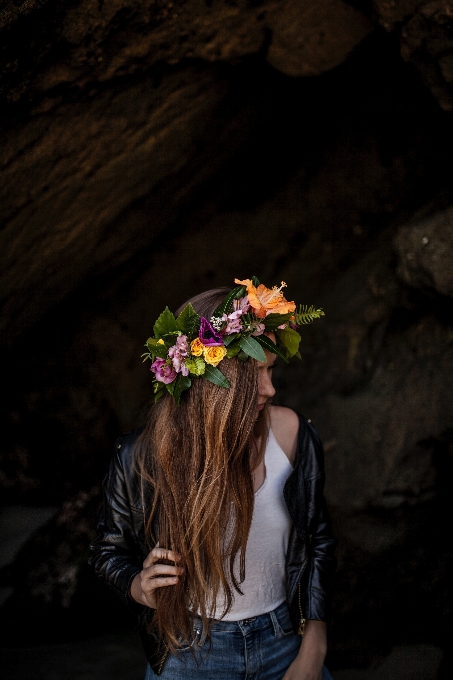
295,305,325,325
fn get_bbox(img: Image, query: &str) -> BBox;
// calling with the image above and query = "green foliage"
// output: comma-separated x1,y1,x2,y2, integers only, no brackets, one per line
145,338,169,359
213,287,243,318
295,305,325,325
255,334,288,362
185,357,206,376
276,327,301,358
234,286,246,298
153,382,166,403
263,312,293,331
226,343,241,358
239,335,266,361
251,276,260,286
153,307,177,338
176,303,200,338
166,374,191,405
223,333,239,346
204,365,230,388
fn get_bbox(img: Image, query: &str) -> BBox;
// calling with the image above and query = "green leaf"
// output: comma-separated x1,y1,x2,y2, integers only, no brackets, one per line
226,343,241,358
153,381,166,402
276,327,301,358
238,350,249,362
204,365,230,388
185,357,206,376
166,374,191,405
153,307,177,338
239,335,266,362
251,276,260,287
234,286,246,299
176,304,200,337
154,388,165,403
145,338,169,359
254,334,289,362
223,333,239,346
262,312,293,331
295,305,325,325
213,287,243,318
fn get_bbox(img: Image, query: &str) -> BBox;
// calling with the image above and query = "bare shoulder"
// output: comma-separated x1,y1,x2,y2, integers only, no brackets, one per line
269,406,299,466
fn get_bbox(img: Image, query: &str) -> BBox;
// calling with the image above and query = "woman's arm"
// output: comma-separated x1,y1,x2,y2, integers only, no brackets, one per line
90,435,182,609
89,439,144,604
283,620,327,680
284,417,337,678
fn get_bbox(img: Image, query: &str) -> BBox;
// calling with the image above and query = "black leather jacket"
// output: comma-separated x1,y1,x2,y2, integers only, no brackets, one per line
89,413,337,674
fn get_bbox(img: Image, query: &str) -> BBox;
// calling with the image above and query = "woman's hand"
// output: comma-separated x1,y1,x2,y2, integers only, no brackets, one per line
282,620,327,680
129,547,184,609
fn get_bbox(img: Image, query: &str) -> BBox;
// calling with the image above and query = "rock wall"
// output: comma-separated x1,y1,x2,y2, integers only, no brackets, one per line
1,0,453,675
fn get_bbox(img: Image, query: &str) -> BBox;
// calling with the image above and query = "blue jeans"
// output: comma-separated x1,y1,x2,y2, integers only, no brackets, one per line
144,601,333,680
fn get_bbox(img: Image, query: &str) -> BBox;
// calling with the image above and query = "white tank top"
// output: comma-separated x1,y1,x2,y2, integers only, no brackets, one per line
211,429,293,620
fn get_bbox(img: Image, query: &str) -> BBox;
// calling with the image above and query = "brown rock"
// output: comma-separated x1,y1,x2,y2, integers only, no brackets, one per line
374,0,453,111
394,206,453,298
266,0,372,77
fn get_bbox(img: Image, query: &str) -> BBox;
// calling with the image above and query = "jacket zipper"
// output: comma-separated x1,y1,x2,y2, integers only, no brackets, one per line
297,581,306,635
297,531,311,637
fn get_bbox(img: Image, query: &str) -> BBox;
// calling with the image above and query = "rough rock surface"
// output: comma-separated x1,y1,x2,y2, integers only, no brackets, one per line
374,0,453,111
394,206,453,298
1,1,453,676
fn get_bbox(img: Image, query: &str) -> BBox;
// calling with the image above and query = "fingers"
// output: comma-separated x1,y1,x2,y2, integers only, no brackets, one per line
142,562,184,580
138,547,184,608
147,575,180,590
143,547,182,568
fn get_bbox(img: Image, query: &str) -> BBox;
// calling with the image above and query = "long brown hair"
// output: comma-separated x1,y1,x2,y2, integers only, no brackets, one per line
136,288,269,651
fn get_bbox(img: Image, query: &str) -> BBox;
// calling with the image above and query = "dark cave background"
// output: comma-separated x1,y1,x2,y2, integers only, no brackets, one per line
1,2,453,679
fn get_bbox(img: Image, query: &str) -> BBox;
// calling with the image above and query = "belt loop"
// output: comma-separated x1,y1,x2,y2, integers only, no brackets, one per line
269,608,281,637
198,619,207,647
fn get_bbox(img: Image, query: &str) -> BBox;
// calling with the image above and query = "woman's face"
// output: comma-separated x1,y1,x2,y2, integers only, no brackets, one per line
256,333,277,412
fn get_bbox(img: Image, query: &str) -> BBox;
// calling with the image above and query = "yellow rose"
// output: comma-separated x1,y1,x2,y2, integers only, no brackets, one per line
191,337,204,356
203,345,227,367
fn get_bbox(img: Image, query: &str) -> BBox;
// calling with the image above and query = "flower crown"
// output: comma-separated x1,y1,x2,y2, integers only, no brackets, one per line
142,277,324,405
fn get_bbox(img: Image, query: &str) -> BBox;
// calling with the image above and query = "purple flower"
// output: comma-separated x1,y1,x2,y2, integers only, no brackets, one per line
150,357,177,384
233,295,250,314
251,323,265,336
168,335,190,376
199,317,224,346
222,310,243,335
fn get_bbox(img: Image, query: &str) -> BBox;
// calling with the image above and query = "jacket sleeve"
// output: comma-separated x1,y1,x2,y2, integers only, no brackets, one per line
301,421,337,622
89,438,143,607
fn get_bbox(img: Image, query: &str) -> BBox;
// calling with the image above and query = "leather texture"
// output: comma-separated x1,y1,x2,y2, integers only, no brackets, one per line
89,412,337,673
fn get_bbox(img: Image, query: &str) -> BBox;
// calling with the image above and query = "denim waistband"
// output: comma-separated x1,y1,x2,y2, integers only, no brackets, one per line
192,599,289,634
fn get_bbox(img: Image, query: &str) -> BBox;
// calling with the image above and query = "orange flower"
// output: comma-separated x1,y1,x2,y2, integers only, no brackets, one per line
190,338,204,356
234,278,296,319
203,345,227,367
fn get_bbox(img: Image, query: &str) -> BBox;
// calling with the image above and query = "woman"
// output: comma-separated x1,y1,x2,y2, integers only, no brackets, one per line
90,278,336,680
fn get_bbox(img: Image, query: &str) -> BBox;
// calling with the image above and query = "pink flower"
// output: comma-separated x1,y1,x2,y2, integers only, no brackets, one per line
251,323,265,336
233,295,250,314
277,323,287,330
222,309,243,335
150,358,177,384
168,335,189,376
